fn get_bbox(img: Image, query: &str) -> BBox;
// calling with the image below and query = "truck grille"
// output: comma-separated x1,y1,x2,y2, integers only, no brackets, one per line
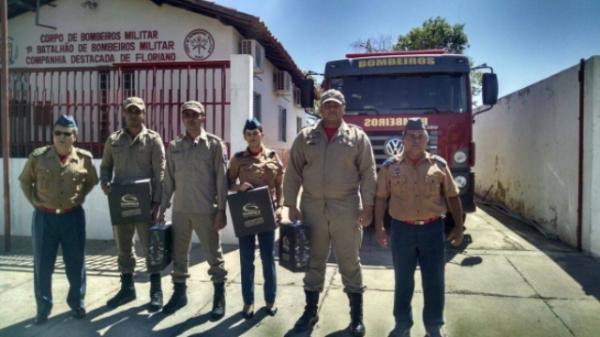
370,130,439,167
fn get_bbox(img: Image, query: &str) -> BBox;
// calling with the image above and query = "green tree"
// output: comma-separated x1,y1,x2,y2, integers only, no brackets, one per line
393,17,468,53
392,17,482,100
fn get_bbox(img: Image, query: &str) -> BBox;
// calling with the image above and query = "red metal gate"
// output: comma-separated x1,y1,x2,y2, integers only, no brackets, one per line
7,61,230,157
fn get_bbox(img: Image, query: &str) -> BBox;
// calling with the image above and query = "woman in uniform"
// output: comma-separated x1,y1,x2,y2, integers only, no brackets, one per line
227,118,284,319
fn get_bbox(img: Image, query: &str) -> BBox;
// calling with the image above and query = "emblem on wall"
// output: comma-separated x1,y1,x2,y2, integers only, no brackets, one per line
184,29,215,60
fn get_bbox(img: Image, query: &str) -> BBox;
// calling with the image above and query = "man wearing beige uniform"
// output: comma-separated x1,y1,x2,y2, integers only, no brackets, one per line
374,118,464,337
100,97,166,312
157,100,228,318
284,89,376,337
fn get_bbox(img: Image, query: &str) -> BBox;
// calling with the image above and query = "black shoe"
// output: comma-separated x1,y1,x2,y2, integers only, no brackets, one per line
265,304,278,316
106,274,136,309
71,307,86,319
210,282,226,320
242,304,254,319
148,273,163,312
34,305,51,325
347,292,365,337
293,290,319,332
162,282,187,315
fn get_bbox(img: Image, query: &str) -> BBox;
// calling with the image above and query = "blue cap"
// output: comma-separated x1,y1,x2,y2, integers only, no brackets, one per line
405,118,425,131
54,114,78,129
243,117,263,133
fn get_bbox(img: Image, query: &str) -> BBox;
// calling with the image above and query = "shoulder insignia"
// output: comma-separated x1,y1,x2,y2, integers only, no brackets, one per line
346,122,363,130
75,148,93,159
431,154,448,166
31,146,51,157
382,156,398,168
268,150,277,158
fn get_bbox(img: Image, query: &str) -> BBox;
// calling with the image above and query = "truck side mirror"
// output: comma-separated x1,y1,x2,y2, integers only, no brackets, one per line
482,73,498,106
301,79,315,108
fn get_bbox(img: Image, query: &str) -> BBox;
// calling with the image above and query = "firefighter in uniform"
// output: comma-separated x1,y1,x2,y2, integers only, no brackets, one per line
284,89,376,336
157,100,228,318
100,97,166,312
227,118,283,319
19,115,99,324
374,118,465,337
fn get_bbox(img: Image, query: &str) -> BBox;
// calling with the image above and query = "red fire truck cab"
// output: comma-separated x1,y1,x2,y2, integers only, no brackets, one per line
301,49,498,213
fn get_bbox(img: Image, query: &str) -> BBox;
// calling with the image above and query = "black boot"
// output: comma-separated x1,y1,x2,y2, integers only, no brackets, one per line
106,274,136,309
148,273,163,312
34,304,51,325
347,292,366,337
210,282,226,320
293,290,319,332
162,282,187,315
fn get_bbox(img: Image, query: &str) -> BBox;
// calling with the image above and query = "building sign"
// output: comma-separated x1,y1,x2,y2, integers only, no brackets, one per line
17,29,214,66
183,29,215,61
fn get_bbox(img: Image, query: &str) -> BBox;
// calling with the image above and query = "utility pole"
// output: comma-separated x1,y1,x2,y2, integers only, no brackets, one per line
1,0,11,252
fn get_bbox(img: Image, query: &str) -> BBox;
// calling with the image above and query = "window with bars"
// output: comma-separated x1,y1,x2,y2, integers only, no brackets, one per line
278,106,287,142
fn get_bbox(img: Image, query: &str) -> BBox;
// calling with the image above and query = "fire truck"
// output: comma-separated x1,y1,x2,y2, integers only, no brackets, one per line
301,49,498,214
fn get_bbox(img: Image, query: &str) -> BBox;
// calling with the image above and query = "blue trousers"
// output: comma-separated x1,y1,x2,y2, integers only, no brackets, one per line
32,207,86,313
390,218,445,332
238,230,276,305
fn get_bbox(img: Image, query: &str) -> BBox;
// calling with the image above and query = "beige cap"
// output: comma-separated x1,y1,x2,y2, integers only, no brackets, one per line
320,89,346,105
180,100,205,115
123,97,145,111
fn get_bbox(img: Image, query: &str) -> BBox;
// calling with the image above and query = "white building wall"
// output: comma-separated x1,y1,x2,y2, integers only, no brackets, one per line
582,56,600,257
5,0,305,244
474,63,581,247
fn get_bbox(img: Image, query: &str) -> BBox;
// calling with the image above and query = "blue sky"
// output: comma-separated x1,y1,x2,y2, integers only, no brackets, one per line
216,0,600,97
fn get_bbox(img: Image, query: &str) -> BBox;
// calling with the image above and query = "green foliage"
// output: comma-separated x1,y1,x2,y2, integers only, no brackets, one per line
393,17,469,54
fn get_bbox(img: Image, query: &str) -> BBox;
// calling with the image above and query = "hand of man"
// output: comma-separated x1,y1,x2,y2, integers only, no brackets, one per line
275,206,283,228
239,182,253,192
150,203,160,221
375,227,389,248
288,206,303,222
155,208,166,224
447,226,465,247
357,207,373,227
101,182,111,195
356,208,373,227
213,210,227,231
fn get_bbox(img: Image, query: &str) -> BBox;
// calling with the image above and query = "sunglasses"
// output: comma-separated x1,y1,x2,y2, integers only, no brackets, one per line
53,130,73,137
182,111,203,118
125,107,143,115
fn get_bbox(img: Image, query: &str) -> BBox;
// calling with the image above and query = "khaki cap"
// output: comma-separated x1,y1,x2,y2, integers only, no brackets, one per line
180,100,205,115
320,89,346,105
123,97,145,111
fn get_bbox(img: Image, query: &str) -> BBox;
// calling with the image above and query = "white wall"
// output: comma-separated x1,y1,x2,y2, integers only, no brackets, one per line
582,56,600,257
474,63,581,247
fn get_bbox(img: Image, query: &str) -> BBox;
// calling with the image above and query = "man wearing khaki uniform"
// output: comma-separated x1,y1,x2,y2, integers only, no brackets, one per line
374,118,464,337
100,97,166,312
157,100,228,318
284,89,376,337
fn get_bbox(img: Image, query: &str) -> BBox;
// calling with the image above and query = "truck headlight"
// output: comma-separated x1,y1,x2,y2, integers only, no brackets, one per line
454,150,467,165
454,175,468,189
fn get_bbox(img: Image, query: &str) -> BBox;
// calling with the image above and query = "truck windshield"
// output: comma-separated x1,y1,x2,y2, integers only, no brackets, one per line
329,73,468,114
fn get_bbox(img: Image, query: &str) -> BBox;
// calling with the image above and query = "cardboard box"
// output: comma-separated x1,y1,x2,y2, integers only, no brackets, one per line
227,186,276,237
148,222,172,273
108,178,152,225
279,220,310,272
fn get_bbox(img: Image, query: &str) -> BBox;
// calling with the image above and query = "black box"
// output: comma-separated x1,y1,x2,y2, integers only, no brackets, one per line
227,186,276,237
148,222,172,273
108,179,152,225
279,220,310,273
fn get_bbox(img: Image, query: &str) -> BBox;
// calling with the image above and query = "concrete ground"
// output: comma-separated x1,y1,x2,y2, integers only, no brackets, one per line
1,204,599,337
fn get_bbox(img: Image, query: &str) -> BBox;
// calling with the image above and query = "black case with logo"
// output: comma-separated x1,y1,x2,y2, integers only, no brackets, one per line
148,222,173,272
227,186,276,237
108,178,152,225
279,220,310,272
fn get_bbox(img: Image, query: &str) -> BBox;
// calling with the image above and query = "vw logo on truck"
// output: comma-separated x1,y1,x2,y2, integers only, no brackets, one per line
384,137,404,156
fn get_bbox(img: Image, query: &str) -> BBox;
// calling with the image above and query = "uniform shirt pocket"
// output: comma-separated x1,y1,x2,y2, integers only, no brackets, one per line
424,173,442,196
391,175,408,195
